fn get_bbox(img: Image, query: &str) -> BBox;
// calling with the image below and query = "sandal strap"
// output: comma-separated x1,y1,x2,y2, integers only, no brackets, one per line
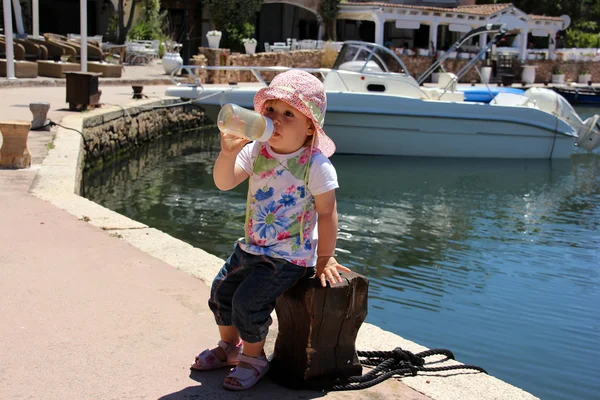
218,339,242,351
238,354,269,368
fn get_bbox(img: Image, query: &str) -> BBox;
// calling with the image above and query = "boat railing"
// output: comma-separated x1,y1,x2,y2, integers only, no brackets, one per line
417,23,510,86
336,40,412,77
170,65,332,89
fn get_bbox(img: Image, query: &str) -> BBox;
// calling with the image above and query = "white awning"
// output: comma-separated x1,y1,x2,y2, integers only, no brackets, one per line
531,29,549,37
395,20,420,30
448,24,470,33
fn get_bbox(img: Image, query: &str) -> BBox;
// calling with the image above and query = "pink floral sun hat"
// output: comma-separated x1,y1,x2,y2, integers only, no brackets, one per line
254,69,336,158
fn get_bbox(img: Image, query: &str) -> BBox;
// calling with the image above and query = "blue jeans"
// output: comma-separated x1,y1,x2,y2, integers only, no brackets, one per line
208,244,314,343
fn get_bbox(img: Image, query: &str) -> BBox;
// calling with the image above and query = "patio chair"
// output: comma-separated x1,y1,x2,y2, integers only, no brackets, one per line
130,40,159,59
0,38,26,60
14,38,47,60
264,42,270,52
125,41,152,64
68,33,103,48
28,37,72,61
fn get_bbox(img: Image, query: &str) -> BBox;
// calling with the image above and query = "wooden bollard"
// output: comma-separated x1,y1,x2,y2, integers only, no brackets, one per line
0,120,32,169
270,270,369,389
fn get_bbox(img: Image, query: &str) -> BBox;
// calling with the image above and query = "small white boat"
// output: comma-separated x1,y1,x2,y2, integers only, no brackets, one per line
166,24,600,159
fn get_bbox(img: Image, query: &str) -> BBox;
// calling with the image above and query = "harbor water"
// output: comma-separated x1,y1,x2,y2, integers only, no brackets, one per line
84,109,600,400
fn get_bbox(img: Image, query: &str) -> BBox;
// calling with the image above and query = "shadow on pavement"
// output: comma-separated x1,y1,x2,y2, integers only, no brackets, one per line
157,369,329,400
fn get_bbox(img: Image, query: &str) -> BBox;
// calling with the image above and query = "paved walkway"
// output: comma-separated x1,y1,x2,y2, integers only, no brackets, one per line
0,80,539,400
0,84,426,399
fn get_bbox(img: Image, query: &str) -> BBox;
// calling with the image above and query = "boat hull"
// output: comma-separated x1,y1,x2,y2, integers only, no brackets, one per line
169,85,576,159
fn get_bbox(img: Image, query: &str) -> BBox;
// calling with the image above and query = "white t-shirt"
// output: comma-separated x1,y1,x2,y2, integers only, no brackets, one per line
235,142,338,267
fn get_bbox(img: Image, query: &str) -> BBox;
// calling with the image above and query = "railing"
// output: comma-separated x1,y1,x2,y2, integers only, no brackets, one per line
169,65,332,88
417,23,510,85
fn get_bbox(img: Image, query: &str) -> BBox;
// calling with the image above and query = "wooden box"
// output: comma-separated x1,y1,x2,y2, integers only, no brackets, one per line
65,71,102,110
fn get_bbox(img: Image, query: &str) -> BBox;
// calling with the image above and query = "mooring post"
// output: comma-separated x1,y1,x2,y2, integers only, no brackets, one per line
270,270,369,389
29,102,51,131
0,120,32,169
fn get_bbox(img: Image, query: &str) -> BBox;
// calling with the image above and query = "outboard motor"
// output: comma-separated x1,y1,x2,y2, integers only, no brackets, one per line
524,87,600,151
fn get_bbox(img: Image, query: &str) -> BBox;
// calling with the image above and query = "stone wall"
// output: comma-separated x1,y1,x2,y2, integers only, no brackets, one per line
191,48,332,84
525,60,598,83
191,47,599,84
82,99,206,165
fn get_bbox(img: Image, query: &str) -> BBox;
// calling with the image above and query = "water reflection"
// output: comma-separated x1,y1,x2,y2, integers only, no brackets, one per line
334,155,599,305
84,128,600,400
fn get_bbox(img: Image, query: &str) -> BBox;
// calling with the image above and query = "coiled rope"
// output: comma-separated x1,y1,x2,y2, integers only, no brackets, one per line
330,347,487,391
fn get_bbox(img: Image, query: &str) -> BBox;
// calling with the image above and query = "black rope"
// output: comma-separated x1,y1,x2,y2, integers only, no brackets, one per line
329,347,487,391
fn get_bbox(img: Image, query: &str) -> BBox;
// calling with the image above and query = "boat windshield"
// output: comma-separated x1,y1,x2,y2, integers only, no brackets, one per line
332,42,408,76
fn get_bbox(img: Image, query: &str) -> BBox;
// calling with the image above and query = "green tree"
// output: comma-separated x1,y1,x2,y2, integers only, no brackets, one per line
117,0,139,44
127,0,166,41
202,0,262,49
320,0,342,41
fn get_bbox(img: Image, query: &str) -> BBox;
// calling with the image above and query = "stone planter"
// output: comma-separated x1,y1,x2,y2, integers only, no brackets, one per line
521,65,536,85
244,42,257,55
578,74,592,84
207,35,221,49
162,52,183,74
551,74,565,84
480,66,492,84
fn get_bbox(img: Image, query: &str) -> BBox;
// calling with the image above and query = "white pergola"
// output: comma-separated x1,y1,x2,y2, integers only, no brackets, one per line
337,3,570,61
2,0,89,79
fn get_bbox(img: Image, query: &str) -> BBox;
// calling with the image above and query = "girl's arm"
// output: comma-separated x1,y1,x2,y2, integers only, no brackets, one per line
213,132,250,190
314,190,350,287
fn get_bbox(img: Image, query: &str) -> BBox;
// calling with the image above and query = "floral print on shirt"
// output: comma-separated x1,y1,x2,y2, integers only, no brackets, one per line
240,143,321,266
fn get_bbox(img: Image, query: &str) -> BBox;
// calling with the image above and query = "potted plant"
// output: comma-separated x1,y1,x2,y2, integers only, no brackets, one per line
481,64,492,84
162,38,183,74
551,65,565,84
242,38,257,55
432,66,443,83
578,67,592,84
206,30,222,49
521,63,537,85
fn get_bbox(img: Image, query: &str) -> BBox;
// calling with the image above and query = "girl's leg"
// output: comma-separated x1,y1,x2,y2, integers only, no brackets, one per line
207,325,241,362
225,255,312,387
193,246,248,369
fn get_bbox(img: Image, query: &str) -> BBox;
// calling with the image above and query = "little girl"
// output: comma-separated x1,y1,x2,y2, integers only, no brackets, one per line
191,69,349,390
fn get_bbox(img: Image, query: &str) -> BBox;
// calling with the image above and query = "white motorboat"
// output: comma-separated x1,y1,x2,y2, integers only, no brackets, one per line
166,24,600,159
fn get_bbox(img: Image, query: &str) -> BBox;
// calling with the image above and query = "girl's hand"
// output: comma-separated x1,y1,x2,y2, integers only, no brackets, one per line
218,130,250,157
315,256,351,287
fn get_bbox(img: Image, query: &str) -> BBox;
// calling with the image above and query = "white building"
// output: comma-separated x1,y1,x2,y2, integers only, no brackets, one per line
336,1,570,61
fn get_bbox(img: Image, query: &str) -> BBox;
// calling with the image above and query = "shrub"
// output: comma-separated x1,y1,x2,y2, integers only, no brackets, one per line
552,65,564,75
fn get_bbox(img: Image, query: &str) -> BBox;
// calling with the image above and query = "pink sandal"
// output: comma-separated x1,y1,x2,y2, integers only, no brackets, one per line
190,339,242,371
222,354,270,391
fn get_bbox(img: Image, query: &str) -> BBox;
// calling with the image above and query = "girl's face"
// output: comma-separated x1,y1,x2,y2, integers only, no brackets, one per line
263,99,315,154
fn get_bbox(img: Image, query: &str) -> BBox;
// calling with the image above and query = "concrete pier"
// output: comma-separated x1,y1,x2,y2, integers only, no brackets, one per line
0,81,539,400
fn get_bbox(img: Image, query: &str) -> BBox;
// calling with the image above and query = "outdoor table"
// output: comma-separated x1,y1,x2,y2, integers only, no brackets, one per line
102,43,127,63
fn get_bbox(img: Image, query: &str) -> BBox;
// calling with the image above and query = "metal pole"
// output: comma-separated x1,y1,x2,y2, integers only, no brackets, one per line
11,0,24,36
80,0,88,72
32,0,39,37
3,0,16,79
